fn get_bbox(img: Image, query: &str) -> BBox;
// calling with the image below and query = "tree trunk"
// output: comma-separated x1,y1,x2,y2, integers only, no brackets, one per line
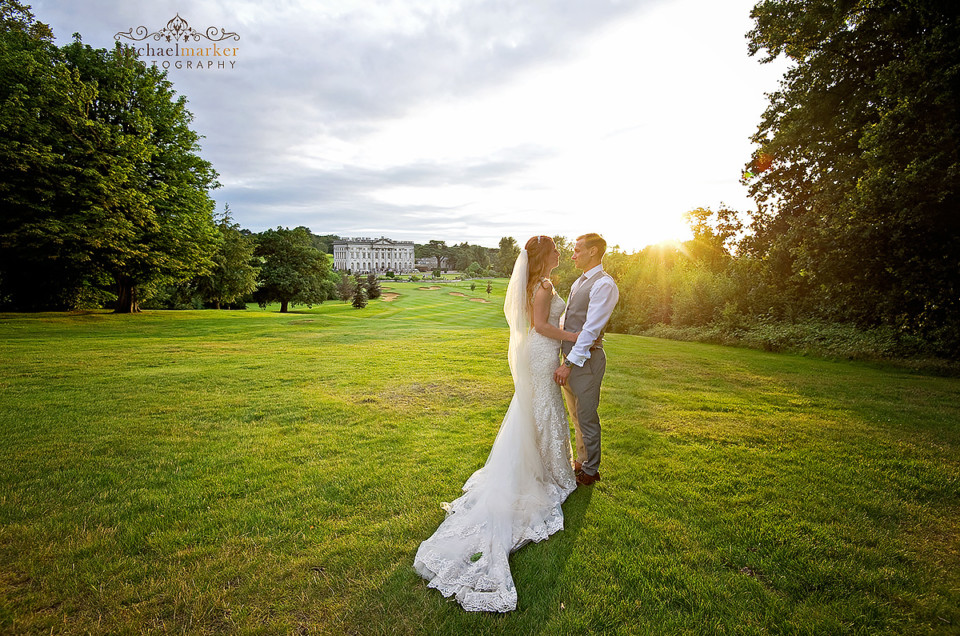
114,277,140,313
280,300,288,313
214,300,221,310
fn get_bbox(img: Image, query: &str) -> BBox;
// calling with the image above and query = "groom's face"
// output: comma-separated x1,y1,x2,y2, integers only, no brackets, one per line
572,239,592,270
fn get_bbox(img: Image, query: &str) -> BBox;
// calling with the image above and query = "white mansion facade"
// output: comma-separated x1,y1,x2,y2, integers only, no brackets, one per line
332,237,416,274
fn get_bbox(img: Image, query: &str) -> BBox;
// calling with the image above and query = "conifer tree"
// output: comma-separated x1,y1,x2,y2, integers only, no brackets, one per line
336,272,354,302
365,274,381,300
352,276,368,308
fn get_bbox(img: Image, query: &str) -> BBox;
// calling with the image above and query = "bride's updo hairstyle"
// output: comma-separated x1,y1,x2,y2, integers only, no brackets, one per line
524,235,555,305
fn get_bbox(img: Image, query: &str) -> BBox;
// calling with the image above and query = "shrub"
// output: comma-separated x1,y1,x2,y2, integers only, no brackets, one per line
466,261,483,278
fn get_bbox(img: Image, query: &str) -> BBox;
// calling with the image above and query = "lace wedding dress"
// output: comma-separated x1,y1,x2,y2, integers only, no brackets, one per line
413,251,576,612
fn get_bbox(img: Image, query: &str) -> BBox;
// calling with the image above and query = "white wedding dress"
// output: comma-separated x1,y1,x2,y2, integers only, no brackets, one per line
413,251,576,612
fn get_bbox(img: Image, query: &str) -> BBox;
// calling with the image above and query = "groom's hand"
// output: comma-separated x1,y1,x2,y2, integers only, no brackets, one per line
554,364,571,386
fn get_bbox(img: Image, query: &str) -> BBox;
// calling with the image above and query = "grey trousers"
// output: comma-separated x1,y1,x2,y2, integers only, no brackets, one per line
561,348,606,476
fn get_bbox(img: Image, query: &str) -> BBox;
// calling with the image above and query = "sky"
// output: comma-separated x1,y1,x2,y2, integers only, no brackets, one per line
33,0,789,252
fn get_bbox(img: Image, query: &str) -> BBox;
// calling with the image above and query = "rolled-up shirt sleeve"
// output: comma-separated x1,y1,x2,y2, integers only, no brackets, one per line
566,276,619,367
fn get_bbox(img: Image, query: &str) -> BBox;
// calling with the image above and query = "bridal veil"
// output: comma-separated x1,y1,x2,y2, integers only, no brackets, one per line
413,249,571,612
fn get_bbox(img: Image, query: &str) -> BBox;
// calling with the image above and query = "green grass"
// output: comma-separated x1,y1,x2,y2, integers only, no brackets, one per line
1,280,958,634
639,321,959,373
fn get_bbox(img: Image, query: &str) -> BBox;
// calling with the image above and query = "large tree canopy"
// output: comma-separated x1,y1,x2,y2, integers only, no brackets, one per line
745,0,960,346
0,3,99,308
0,1,220,312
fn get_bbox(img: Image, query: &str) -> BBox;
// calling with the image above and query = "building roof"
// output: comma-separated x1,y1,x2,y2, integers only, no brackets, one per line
333,236,414,246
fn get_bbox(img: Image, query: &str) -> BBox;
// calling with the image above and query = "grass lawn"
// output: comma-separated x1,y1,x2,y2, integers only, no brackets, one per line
1,279,958,635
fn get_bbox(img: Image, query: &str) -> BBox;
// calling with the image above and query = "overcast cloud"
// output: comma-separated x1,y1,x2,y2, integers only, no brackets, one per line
32,0,787,250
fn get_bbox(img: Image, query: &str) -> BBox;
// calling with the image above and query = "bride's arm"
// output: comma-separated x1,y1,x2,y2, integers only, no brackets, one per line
532,282,579,342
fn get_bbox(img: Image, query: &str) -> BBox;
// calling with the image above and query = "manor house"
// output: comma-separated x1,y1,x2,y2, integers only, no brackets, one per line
332,237,416,274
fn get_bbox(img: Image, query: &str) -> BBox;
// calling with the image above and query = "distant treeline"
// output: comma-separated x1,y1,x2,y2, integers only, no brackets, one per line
597,210,950,360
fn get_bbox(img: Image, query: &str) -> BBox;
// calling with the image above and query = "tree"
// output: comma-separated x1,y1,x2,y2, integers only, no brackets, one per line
365,273,381,300
447,242,468,271
0,4,100,309
470,244,491,269
352,276,367,308
336,272,354,302
466,261,483,278
253,227,332,312
0,0,52,40
496,237,520,276
195,205,259,309
486,281,492,296
746,0,960,348
418,239,449,271
682,206,742,271
450,243,466,271
446,242,493,272
305,232,340,254
62,39,221,313
0,12,222,313
551,235,580,299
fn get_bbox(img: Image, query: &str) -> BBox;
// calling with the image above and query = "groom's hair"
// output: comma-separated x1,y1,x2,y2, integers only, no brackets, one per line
577,233,607,258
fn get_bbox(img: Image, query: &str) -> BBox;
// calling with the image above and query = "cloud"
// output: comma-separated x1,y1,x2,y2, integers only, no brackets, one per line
31,0,785,250
221,143,558,238
171,0,655,239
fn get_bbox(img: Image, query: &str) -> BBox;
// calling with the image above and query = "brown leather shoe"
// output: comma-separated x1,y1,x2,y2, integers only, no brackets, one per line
576,471,600,486
574,461,583,473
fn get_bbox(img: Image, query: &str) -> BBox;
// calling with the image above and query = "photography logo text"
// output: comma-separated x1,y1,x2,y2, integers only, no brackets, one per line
115,14,240,71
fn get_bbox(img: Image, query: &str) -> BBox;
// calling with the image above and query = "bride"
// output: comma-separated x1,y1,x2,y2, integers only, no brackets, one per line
414,235,579,612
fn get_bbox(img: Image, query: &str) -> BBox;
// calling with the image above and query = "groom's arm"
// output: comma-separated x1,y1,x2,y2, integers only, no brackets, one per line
564,278,619,367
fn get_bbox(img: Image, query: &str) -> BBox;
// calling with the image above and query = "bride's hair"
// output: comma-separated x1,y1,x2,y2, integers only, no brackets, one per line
524,235,555,306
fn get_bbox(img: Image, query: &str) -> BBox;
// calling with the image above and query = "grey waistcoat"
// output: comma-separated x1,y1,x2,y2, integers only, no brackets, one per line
561,272,608,357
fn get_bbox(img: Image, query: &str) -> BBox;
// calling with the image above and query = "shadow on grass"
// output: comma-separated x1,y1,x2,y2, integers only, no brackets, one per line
512,484,594,615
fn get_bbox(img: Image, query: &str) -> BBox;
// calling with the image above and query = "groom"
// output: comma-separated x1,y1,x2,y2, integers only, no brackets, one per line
553,233,619,486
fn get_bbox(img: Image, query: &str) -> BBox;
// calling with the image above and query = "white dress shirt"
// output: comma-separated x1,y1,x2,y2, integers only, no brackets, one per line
563,264,619,367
